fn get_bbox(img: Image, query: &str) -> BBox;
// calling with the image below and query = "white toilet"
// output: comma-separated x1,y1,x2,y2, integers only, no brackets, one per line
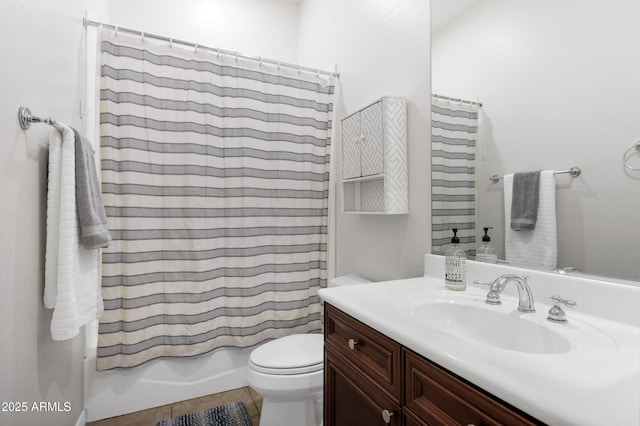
247,274,371,426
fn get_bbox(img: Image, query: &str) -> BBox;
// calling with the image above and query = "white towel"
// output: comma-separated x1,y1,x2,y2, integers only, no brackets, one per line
44,126,63,308
44,123,103,341
504,170,557,270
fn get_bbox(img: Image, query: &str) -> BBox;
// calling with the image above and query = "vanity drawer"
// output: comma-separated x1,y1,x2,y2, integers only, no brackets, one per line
324,304,402,402
404,349,542,426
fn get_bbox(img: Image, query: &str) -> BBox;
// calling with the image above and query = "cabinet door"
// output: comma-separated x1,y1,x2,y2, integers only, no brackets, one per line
404,349,542,426
403,410,429,426
360,101,384,177
325,350,401,426
342,112,361,179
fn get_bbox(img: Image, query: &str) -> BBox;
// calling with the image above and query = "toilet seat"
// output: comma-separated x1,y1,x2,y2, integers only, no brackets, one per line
249,334,324,375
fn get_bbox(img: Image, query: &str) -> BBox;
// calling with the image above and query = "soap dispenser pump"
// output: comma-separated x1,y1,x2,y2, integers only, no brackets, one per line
477,227,498,264
445,228,467,291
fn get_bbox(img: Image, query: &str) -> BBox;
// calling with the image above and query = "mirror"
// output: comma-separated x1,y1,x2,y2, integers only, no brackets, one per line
431,0,640,283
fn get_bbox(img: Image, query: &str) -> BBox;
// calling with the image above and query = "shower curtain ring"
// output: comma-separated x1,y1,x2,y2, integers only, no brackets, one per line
169,38,173,48
194,43,199,54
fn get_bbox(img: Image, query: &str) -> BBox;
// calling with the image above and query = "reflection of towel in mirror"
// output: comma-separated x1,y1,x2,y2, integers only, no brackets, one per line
511,171,541,231
504,171,557,270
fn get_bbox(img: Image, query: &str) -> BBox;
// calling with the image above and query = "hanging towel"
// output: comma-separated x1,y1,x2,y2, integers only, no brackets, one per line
44,126,64,309
71,127,111,249
510,171,541,230
504,170,557,270
44,123,103,341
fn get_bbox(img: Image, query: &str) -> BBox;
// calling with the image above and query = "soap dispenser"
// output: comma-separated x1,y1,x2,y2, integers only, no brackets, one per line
477,227,498,264
445,228,467,291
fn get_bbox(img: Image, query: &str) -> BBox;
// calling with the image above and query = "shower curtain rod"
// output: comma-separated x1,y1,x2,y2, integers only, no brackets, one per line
432,93,483,107
83,18,340,79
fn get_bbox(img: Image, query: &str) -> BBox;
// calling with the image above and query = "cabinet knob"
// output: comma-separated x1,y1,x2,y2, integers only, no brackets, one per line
381,409,394,424
348,338,358,350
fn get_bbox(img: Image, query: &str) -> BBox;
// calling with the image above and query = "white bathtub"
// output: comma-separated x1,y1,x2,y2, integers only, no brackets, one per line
83,322,252,422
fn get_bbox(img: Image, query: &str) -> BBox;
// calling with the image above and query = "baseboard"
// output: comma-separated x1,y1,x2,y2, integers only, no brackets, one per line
75,409,86,426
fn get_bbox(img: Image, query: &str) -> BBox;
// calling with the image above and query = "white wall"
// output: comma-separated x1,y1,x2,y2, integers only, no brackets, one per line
108,0,301,64
299,0,431,281
0,1,108,425
432,0,640,281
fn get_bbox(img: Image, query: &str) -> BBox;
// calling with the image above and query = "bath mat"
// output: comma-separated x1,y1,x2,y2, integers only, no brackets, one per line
156,401,252,426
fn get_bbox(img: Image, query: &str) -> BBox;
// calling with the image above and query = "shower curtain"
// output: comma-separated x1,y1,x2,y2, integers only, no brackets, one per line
431,96,478,256
97,32,335,370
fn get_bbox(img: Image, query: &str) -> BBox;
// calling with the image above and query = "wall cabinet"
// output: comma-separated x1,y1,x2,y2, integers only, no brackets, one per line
341,97,408,214
324,304,543,426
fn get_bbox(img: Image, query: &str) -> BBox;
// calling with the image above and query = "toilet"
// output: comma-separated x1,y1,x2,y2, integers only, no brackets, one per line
247,274,371,426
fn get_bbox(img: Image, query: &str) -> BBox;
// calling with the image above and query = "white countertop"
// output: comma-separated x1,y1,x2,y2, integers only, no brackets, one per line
319,255,640,426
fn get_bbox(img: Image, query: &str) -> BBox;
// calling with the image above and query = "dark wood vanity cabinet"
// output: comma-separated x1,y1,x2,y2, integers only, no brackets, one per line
324,303,402,425
325,351,402,426
324,304,543,426
404,349,541,426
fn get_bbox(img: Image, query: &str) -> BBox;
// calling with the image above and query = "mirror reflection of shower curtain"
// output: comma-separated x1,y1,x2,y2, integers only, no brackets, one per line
431,96,479,257
97,31,336,370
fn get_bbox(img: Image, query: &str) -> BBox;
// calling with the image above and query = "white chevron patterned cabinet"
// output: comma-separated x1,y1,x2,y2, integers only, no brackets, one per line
341,97,408,214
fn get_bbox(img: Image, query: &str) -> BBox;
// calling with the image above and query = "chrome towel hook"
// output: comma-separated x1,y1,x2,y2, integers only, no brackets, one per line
623,142,640,171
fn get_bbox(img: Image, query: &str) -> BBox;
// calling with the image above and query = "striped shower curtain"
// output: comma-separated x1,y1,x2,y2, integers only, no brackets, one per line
97,32,335,370
431,96,479,256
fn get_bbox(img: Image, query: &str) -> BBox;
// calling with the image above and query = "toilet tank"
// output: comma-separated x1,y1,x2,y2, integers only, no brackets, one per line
328,274,372,288
321,275,371,327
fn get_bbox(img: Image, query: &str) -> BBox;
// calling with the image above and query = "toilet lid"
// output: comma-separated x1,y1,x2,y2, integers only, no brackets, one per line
250,334,324,375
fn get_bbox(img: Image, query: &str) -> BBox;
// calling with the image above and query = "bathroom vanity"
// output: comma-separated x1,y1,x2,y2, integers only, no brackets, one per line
324,304,540,425
319,255,640,426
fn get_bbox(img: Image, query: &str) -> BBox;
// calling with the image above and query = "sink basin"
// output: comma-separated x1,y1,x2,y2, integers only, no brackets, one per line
409,300,571,354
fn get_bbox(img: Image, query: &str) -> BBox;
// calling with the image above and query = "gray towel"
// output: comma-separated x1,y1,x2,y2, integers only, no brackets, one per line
510,171,541,231
72,127,112,249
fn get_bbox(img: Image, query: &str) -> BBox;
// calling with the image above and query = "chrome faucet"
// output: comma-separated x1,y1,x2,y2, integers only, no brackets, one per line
485,274,536,313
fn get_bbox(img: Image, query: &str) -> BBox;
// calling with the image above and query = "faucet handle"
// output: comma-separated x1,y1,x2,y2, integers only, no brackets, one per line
547,295,577,323
550,295,577,308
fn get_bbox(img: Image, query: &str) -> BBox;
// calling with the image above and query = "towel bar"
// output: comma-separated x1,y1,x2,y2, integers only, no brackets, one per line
623,142,640,171
489,167,581,184
18,106,56,130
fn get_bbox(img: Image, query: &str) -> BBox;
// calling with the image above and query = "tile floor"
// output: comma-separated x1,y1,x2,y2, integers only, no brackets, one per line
86,386,262,426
